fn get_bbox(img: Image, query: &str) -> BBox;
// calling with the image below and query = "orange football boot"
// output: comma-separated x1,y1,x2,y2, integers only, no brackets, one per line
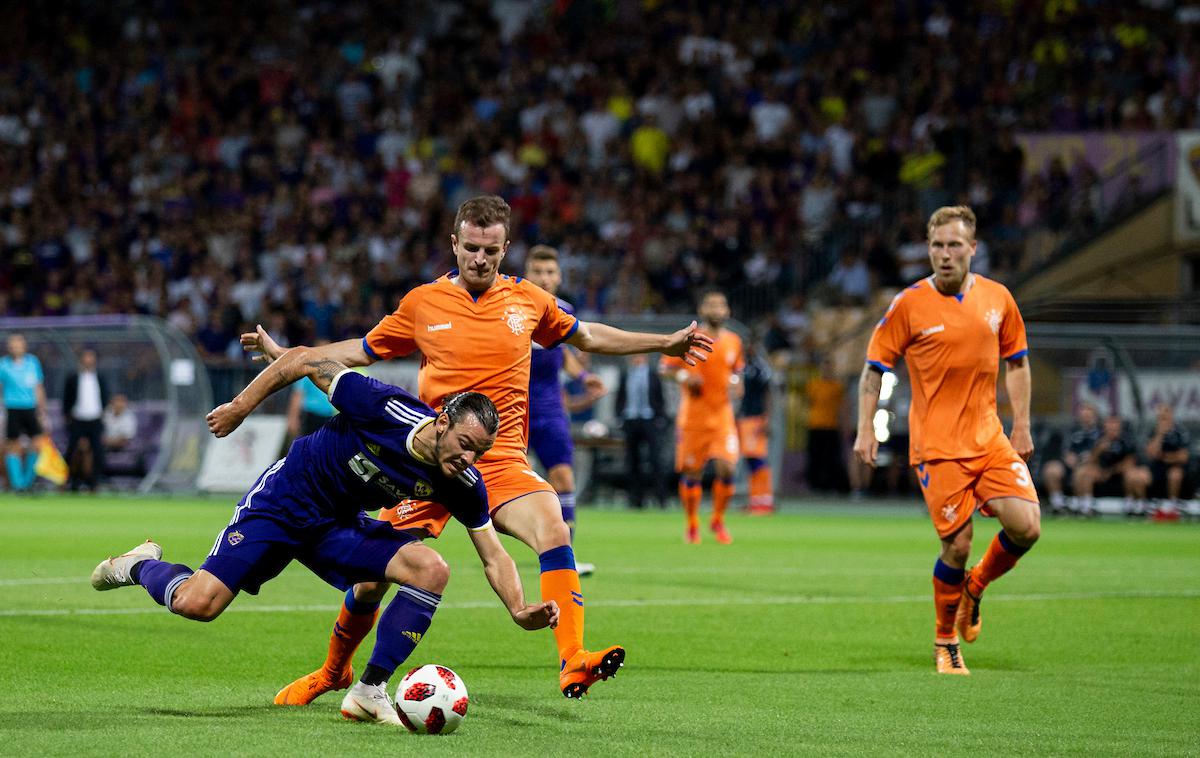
956,571,982,643
685,526,700,544
274,666,354,706
559,645,626,698
711,521,733,545
934,638,970,675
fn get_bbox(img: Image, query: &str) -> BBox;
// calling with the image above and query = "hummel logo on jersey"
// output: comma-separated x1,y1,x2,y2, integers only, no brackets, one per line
941,503,957,522
427,322,452,332
921,324,945,336
402,630,423,644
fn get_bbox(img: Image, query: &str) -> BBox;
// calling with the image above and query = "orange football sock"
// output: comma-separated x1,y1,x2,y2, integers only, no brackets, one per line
679,480,701,529
749,466,773,509
712,478,734,524
323,603,379,675
540,546,584,664
968,530,1030,594
932,559,965,638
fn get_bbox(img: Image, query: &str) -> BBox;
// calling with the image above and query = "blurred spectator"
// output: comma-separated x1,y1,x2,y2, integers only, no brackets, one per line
1145,404,1192,504
1041,402,1101,513
805,357,848,493
738,339,775,514
102,393,138,453
0,334,46,492
1073,414,1151,515
63,348,109,492
616,354,668,509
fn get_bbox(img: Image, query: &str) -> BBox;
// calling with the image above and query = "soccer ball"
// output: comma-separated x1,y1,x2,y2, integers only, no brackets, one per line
395,664,469,734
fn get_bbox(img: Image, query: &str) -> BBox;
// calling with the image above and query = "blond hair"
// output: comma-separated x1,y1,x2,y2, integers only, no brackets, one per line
927,205,976,241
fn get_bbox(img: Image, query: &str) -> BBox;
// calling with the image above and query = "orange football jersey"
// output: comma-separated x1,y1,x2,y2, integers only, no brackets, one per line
661,328,744,431
364,273,578,458
866,275,1028,464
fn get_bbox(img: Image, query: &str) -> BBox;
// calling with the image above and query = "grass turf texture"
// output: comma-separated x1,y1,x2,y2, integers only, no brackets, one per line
0,496,1197,757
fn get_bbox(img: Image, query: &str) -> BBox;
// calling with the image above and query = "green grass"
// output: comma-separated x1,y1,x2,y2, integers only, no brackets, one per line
0,496,1197,757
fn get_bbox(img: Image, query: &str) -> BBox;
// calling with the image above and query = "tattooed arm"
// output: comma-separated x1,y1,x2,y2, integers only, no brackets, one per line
206,347,348,438
852,364,884,466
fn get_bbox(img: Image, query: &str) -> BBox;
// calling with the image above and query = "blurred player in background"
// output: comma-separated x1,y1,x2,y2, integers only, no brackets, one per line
247,195,711,701
1146,403,1191,510
738,337,774,515
0,334,47,492
97,347,556,726
662,290,744,544
854,206,1041,676
524,244,606,576
1073,413,1151,515
1040,402,1100,513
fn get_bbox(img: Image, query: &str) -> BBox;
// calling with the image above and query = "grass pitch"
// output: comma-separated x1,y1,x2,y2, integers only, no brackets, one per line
0,496,1197,757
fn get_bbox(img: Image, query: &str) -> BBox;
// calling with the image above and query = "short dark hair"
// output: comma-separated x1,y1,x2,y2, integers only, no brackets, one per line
526,244,559,264
442,392,500,436
453,195,511,240
699,289,727,303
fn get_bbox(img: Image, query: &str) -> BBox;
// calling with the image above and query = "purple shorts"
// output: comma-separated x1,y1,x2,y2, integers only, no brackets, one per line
201,467,416,595
528,416,574,470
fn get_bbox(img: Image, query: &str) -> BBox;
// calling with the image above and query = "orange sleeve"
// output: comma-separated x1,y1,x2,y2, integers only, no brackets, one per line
998,287,1028,361
659,354,686,373
866,291,912,371
530,286,579,348
733,334,745,373
363,288,420,360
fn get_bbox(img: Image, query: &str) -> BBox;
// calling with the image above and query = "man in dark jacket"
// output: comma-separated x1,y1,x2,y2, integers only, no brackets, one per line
616,354,669,509
63,348,109,491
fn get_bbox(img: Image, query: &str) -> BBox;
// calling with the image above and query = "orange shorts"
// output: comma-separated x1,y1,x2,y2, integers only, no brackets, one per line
380,453,556,538
675,425,739,472
916,443,1039,538
737,416,769,460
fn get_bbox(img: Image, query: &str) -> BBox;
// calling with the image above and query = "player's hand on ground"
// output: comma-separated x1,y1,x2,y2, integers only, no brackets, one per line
206,401,249,438
512,600,559,630
664,321,714,365
1010,426,1034,460
240,324,284,363
853,429,878,466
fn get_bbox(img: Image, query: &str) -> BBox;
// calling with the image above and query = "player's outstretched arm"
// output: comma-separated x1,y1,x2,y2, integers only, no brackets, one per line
852,363,883,466
240,325,373,367
206,347,347,438
1005,355,1034,460
568,320,713,365
467,525,559,631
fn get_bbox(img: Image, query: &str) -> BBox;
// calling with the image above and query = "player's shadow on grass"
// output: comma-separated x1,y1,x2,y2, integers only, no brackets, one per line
141,704,278,718
472,694,586,726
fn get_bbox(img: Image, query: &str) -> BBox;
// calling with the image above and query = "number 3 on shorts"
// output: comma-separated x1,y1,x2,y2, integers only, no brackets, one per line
1010,461,1031,488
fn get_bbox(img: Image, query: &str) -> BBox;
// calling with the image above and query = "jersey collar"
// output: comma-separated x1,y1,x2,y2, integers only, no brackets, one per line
406,417,436,465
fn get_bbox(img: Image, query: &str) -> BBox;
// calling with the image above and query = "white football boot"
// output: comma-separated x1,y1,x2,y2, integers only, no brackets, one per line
90,540,162,591
340,681,403,726
576,561,596,577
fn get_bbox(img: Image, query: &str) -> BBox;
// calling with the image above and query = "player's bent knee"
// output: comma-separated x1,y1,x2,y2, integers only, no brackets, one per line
402,550,450,593
171,592,224,622
539,518,571,550
353,581,389,603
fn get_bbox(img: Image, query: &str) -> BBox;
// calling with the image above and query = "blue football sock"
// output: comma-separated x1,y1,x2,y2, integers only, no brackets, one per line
363,585,441,685
136,559,194,611
344,587,381,616
559,491,576,542
22,451,38,489
5,454,23,491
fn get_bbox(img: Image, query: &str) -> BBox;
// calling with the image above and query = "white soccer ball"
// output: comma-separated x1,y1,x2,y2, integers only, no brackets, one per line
394,664,469,734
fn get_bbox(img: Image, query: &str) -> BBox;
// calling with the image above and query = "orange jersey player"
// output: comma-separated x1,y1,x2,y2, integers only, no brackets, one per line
243,195,712,703
853,205,1041,676
661,290,744,545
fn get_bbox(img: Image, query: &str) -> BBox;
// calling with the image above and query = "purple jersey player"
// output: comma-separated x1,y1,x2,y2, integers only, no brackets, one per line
91,345,558,726
524,246,606,575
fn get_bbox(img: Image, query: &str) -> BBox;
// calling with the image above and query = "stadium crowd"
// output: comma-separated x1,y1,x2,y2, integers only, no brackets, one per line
1,0,1196,502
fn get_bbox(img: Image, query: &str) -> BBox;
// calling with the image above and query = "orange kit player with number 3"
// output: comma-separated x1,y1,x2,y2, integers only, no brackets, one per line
853,206,1041,676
